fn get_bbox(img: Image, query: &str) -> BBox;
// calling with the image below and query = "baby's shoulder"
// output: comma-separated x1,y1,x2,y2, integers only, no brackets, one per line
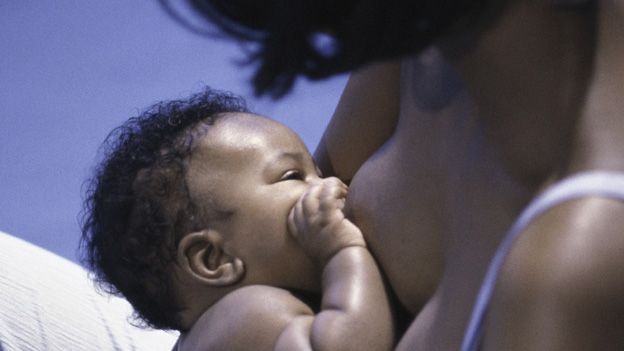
178,285,313,351
213,285,315,320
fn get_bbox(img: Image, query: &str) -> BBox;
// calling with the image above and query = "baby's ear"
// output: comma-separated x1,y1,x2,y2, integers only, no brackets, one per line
177,230,245,287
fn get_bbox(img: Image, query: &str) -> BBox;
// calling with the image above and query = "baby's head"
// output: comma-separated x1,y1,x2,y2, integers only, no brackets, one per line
81,88,320,331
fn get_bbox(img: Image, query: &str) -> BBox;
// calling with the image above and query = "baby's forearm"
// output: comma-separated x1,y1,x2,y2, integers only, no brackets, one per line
282,178,392,350
310,246,394,351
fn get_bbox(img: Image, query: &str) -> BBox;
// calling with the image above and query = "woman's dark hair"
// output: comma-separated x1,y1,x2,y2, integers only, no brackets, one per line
80,88,248,330
160,0,490,97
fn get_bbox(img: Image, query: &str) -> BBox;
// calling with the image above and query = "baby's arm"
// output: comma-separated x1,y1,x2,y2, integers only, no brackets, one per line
278,177,395,351
178,178,393,351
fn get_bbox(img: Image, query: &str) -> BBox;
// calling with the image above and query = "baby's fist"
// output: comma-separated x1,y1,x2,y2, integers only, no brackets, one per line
288,177,365,268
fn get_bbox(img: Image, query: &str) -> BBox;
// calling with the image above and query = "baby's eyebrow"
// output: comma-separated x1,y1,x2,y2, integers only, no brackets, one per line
262,152,306,177
274,152,305,162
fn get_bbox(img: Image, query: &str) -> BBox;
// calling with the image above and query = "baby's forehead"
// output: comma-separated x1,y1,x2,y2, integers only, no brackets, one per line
192,113,295,149
187,113,304,167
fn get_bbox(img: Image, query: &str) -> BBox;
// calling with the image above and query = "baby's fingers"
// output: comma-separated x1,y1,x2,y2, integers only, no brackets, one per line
299,183,324,218
288,183,320,237
319,180,348,212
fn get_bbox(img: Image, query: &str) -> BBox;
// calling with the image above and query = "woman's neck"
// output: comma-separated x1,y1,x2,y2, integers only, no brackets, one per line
446,0,596,186
570,0,624,173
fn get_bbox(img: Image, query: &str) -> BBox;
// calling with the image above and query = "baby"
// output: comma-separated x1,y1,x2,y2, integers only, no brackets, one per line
81,88,394,351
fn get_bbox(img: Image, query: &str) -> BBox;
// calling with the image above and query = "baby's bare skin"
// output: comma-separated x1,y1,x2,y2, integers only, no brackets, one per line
176,115,393,351
179,178,393,351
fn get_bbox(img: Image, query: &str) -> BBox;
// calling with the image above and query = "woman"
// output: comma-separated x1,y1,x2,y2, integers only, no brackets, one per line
170,0,624,349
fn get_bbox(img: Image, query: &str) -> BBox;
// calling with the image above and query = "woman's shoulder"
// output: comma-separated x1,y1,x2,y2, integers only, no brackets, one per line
504,196,624,287
483,196,624,349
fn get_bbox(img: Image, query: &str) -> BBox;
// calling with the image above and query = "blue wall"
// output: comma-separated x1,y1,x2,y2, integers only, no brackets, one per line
0,1,347,262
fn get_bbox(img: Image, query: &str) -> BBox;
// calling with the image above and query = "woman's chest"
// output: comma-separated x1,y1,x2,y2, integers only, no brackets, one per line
345,95,531,314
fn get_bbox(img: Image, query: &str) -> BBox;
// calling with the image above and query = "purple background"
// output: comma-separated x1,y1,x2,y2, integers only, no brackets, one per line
0,1,347,263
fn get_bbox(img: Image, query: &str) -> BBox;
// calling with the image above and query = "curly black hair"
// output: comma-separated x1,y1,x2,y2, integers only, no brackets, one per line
159,0,492,98
80,88,249,330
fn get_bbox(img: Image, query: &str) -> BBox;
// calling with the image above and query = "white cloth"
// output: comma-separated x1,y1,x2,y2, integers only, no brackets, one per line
0,231,178,351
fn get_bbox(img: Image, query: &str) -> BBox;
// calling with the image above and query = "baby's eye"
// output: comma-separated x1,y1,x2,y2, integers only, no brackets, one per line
280,170,304,181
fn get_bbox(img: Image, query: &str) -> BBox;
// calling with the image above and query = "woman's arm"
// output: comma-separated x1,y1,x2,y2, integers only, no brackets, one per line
314,61,401,182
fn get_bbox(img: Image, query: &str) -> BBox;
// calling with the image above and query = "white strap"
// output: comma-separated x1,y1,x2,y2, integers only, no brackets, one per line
461,171,624,351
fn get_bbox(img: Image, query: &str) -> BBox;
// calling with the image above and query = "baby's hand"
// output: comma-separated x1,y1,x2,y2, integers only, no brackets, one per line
288,177,366,268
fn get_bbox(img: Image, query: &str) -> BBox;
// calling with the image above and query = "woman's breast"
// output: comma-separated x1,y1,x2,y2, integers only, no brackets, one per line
344,126,447,314
342,67,516,315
